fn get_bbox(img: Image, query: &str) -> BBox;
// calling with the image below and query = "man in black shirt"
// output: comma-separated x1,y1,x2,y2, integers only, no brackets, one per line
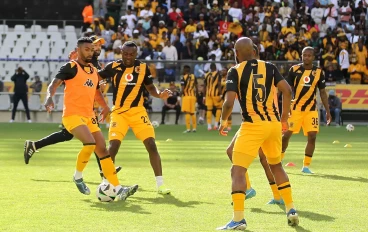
161,82,181,124
10,67,31,123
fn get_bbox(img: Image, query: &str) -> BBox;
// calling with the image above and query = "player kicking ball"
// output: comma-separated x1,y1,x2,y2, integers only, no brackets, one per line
217,37,298,230
98,41,171,194
44,37,137,200
282,47,331,174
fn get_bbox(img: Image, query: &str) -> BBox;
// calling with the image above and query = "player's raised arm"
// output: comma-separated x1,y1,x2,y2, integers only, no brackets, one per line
219,67,238,136
273,64,292,131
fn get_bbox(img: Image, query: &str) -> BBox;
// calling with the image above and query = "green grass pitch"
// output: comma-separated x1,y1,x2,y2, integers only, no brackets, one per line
0,123,367,232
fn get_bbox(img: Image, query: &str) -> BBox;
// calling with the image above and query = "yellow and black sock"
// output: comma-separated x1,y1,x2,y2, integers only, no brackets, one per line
76,143,95,172
185,114,191,130
232,191,245,222
100,155,119,186
191,114,197,130
269,182,281,200
303,154,313,167
278,181,294,212
245,172,251,190
215,108,221,125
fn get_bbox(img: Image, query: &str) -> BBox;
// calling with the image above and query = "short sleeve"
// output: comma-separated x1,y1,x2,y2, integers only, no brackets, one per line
226,67,238,92
55,62,77,80
317,69,326,89
98,62,115,79
287,66,296,87
143,64,154,85
272,64,285,86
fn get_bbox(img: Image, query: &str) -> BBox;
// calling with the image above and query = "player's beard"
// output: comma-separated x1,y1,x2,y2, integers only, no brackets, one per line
85,57,92,63
93,51,101,57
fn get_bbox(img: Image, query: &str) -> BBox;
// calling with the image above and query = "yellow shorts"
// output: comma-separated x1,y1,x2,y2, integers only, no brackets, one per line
109,106,155,141
233,121,282,168
181,96,196,114
288,110,319,136
62,115,100,134
205,96,222,110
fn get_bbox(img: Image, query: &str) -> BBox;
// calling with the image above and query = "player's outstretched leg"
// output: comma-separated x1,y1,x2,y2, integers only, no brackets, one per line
93,130,138,201
24,128,74,164
258,149,284,205
143,137,170,194
302,131,317,174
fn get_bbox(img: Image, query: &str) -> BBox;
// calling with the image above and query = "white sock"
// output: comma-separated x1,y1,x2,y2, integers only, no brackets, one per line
102,177,110,184
207,124,212,129
156,176,164,188
115,185,123,193
74,170,83,180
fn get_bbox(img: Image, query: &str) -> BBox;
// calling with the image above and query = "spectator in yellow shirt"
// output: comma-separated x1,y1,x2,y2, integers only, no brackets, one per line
285,47,300,61
281,20,296,35
158,21,168,36
355,41,367,66
348,56,364,83
228,19,243,36
337,33,349,50
185,19,196,33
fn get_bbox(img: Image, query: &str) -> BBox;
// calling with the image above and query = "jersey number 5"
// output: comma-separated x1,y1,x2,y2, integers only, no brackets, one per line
253,74,266,103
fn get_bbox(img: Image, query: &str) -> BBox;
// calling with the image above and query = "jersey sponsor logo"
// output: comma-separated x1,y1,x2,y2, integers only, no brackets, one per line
303,76,310,83
84,79,94,88
125,73,134,82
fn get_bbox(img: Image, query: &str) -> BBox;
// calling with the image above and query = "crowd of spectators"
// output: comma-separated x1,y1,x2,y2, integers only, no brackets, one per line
84,0,368,84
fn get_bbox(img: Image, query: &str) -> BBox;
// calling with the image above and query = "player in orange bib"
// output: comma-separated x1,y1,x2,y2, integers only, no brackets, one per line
44,37,138,201
217,38,298,230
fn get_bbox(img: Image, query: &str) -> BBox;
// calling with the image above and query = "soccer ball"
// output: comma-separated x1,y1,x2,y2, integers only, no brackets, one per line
151,121,160,128
96,183,116,202
346,124,354,132
198,117,204,125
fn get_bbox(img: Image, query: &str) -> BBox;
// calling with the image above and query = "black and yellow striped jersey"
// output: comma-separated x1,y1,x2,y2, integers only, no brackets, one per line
226,59,283,123
181,74,197,97
204,71,221,97
287,64,325,111
98,59,153,112
221,75,227,99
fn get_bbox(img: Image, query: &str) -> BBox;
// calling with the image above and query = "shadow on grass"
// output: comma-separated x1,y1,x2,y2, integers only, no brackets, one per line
288,173,368,183
132,194,213,208
250,208,335,222
81,199,151,214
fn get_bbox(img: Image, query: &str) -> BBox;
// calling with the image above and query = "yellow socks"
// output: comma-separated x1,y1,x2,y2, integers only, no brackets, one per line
281,152,285,160
100,155,119,186
232,192,245,221
185,114,191,130
269,182,282,200
303,154,312,167
76,144,95,172
245,172,251,190
206,110,212,125
278,181,295,212
191,114,197,130
215,109,221,124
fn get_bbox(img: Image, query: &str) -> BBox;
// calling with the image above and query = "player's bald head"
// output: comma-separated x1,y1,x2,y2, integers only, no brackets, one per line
234,37,254,63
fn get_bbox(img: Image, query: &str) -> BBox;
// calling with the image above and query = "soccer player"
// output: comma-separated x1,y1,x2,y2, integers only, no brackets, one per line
23,36,121,178
217,37,299,230
44,37,137,200
282,47,331,174
98,41,171,195
226,44,284,205
181,65,197,133
204,63,222,130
